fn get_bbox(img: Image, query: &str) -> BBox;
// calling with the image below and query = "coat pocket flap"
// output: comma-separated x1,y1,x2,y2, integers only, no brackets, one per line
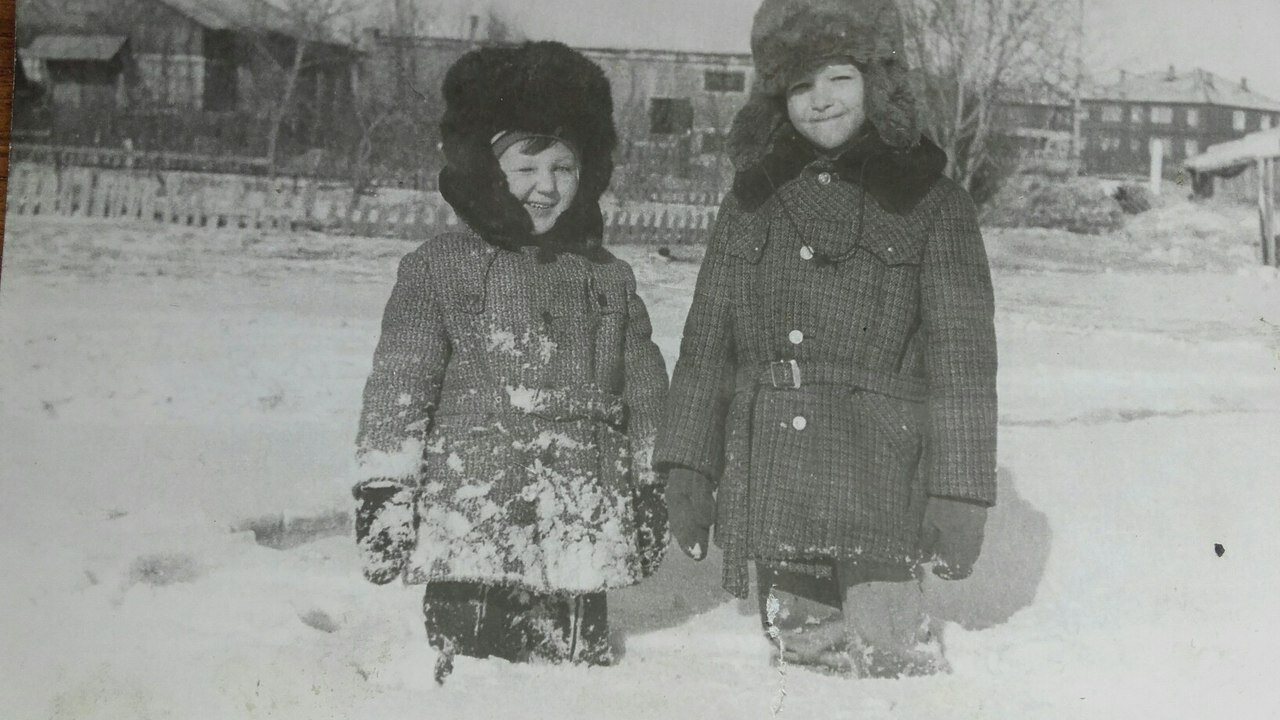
722,209,769,263
435,235,497,314
803,212,923,266
588,273,627,315
856,212,923,266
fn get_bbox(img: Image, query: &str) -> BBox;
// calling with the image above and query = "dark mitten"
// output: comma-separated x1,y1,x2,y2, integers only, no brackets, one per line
354,482,416,585
634,483,669,577
665,467,716,560
920,496,988,580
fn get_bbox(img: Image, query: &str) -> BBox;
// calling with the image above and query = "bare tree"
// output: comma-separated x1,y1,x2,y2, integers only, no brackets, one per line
900,0,1073,192
243,0,358,170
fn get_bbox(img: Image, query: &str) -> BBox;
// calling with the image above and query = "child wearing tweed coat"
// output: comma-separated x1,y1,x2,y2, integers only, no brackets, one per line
352,42,669,679
655,0,998,677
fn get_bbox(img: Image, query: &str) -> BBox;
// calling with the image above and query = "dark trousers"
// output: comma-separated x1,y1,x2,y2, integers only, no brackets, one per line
756,559,942,677
423,581,611,665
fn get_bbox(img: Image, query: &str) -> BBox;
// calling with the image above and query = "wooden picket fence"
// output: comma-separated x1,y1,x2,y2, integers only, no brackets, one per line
7,162,717,245
7,163,307,231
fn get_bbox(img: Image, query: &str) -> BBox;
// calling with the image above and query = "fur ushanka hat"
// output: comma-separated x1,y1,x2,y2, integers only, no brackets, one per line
729,0,923,171
438,41,617,255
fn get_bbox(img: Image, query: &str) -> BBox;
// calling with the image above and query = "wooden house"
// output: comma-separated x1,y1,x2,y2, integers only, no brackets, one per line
358,32,754,193
17,0,360,158
1079,67,1280,177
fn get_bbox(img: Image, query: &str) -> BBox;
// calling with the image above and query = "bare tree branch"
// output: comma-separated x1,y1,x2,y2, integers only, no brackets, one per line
901,0,1070,191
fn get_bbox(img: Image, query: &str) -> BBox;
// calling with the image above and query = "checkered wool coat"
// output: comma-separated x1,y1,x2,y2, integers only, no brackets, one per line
355,231,669,594
654,132,998,598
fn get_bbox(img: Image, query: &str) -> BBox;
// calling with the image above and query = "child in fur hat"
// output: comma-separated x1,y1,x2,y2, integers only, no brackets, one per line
656,0,998,678
352,41,669,680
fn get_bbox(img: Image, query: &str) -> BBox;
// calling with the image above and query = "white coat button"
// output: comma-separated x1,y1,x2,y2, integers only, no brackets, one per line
788,330,804,345
817,172,832,185
791,415,808,431
800,245,815,260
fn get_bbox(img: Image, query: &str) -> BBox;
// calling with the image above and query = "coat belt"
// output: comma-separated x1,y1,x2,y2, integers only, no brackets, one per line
734,360,927,403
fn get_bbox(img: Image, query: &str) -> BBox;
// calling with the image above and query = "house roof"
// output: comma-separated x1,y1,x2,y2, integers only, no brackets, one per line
1087,68,1280,112
154,0,354,46
1185,127,1280,172
25,34,128,62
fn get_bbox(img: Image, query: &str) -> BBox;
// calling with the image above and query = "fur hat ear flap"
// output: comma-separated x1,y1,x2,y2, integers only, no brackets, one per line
862,57,920,149
727,90,788,171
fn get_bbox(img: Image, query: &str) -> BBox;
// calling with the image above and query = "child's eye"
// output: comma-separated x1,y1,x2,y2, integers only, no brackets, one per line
789,82,813,94
554,165,577,173
831,74,854,82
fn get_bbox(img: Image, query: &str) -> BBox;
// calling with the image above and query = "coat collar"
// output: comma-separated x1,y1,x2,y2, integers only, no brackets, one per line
730,128,948,214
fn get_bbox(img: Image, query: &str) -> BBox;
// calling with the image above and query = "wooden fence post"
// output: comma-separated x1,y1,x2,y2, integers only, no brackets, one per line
1259,158,1274,267
1266,158,1278,268
1149,139,1164,196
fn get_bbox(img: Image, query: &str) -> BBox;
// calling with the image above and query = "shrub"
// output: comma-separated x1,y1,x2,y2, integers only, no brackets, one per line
981,174,1124,234
1113,184,1154,214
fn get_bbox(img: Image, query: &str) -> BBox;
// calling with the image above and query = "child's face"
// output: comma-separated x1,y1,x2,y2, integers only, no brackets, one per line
497,140,580,235
786,62,867,151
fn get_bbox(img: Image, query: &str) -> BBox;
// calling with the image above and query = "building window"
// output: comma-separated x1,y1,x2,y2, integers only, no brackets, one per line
649,98,694,135
1130,105,1144,123
137,53,205,108
704,70,746,93
1185,108,1199,128
700,131,726,153
1100,104,1123,122
1130,137,1142,154
1184,139,1199,157
1262,114,1274,130
1004,105,1028,126
1150,136,1173,158
1233,110,1247,131
1150,106,1173,124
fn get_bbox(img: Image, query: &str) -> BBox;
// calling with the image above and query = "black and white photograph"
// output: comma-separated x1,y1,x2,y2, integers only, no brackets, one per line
2,0,1278,716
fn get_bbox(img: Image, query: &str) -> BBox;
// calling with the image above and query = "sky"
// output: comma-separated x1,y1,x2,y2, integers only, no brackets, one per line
439,0,1280,100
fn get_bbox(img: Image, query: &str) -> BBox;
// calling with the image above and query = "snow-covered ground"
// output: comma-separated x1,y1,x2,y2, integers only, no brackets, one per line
2,202,1278,719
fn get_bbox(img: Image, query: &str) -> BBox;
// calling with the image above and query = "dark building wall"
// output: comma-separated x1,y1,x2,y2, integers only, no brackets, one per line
357,35,753,185
581,49,753,149
1080,99,1280,176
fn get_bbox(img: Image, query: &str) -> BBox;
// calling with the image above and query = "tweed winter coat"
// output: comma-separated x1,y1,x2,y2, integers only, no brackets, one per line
653,132,998,598
354,41,668,596
355,232,669,594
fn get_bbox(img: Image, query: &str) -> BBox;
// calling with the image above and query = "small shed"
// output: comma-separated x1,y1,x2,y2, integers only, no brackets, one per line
1186,127,1280,266
24,34,131,110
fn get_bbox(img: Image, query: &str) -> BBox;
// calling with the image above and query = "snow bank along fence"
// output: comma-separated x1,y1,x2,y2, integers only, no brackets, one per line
8,163,718,246
337,201,716,246
7,163,309,231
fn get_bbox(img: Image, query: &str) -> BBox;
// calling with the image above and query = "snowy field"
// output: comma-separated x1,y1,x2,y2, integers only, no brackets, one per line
2,203,1279,719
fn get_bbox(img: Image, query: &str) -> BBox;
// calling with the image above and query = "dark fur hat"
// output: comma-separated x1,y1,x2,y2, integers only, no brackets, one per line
438,41,617,255
729,0,921,170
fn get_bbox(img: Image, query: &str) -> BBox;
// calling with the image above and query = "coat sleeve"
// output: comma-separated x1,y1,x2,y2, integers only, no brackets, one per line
919,182,999,506
619,263,671,487
652,206,738,483
354,246,451,493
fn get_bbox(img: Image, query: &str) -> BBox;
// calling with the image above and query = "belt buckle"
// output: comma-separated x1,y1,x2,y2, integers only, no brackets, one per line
768,359,801,389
